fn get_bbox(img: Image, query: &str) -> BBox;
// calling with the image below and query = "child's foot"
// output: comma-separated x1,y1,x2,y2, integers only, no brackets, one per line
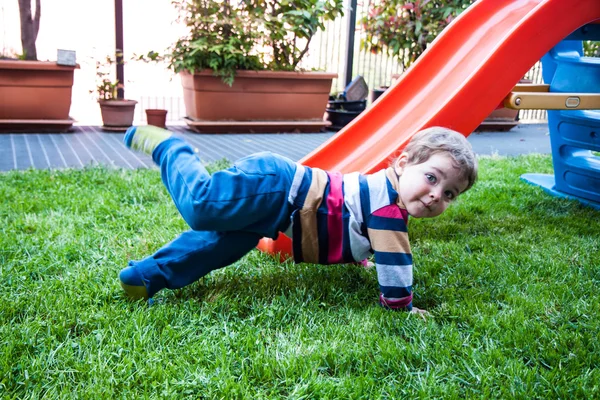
124,125,172,155
119,266,149,300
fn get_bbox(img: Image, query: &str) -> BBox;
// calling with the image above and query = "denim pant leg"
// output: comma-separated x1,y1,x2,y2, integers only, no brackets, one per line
130,229,262,297
151,137,295,238
133,138,297,296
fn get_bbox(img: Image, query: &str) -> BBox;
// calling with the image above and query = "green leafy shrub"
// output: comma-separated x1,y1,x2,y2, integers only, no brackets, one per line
583,41,599,57
91,55,123,101
145,0,344,85
166,0,264,86
245,0,344,71
361,0,472,70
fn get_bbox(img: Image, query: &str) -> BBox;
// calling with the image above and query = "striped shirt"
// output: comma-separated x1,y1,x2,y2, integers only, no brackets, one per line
286,164,413,310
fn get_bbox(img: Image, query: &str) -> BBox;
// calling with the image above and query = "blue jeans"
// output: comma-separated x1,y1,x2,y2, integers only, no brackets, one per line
129,137,297,297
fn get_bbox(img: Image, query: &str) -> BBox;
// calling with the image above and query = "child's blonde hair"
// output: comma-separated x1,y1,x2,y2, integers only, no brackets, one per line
400,126,478,192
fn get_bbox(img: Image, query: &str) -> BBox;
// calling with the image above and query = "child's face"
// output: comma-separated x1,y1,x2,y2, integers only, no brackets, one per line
395,152,469,218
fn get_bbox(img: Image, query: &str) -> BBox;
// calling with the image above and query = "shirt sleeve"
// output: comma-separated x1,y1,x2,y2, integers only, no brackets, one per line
366,204,413,311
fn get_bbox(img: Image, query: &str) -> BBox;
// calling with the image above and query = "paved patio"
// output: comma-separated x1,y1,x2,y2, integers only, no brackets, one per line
0,123,551,172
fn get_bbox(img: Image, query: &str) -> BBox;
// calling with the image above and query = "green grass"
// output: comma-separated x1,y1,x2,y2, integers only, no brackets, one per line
1,155,599,398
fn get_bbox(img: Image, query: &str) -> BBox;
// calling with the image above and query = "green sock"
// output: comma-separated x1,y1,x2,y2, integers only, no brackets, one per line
127,126,172,155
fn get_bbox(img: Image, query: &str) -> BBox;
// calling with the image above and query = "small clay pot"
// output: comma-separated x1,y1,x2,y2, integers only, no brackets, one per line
145,109,168,128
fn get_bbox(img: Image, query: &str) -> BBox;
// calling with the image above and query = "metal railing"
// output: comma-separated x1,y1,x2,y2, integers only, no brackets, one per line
520,61,548,122
135,96,186,125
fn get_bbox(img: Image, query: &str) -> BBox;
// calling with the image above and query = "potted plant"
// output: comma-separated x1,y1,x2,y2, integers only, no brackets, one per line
361,0,472,102
325,93,367,131
143,0,344,132
94,55,137,131
475,77,533,132
361,0,528,131
145,109,168,128
0,0,78,132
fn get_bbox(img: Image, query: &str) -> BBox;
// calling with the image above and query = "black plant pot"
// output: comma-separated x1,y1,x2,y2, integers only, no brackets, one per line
370,87,389,104
325,109,363,131
325,95,367,131
327,97,367,112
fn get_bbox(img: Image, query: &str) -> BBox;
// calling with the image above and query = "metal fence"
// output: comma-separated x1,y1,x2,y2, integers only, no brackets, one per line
299,0,549,122
299,0,406,94
520,61,548,122
135,96,186,124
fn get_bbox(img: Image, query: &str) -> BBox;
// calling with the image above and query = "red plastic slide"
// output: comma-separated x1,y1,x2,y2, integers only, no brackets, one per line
259,0,600,258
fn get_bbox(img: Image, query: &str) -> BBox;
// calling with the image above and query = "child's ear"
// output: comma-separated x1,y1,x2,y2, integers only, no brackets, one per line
394,152,409,175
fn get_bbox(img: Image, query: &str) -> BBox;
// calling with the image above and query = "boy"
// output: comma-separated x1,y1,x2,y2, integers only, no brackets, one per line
120,126,477,313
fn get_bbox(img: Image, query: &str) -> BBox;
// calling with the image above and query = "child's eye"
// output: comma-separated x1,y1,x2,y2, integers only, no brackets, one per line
445,190,455,200
426,173,436,183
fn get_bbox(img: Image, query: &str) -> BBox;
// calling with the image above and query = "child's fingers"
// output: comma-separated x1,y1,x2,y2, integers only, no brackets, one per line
410,307,430,320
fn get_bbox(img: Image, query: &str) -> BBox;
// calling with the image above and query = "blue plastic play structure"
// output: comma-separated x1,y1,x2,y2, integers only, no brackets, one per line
521,24,600,209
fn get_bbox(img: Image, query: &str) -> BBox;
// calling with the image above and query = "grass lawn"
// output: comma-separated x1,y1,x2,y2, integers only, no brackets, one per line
1,155,599,398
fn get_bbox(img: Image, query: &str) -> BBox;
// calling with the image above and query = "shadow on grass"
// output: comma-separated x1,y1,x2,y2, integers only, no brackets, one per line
165,255,380,314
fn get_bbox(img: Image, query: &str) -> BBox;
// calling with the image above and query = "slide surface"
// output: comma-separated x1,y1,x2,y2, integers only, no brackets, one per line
259,0,600,257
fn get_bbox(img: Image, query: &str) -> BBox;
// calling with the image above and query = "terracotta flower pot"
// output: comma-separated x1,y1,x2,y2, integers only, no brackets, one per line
0,60,78,131
99,99,137,130
145,109,168,128
180,70,336,121
476,78,532,132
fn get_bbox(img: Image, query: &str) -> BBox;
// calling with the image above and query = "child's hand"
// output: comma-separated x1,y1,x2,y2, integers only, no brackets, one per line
364,260,375,268
410,307,429,319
